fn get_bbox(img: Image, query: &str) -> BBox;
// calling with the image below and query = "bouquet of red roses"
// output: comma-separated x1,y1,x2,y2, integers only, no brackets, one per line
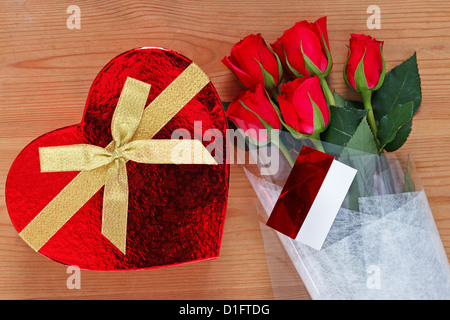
222,17,450,300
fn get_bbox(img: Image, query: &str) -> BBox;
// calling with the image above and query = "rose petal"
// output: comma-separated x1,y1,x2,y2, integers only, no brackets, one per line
222,56,259,90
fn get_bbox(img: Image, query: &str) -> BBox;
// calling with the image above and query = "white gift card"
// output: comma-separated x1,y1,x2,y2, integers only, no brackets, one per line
266,146,357,251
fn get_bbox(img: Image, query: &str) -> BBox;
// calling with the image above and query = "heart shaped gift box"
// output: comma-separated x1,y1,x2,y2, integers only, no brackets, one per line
5,47,230,271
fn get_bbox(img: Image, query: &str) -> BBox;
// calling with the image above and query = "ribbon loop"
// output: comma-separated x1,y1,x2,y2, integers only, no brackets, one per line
111,77,151,147
39,144,114,172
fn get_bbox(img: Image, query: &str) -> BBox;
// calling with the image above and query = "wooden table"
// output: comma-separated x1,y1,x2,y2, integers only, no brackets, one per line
0,0,449,300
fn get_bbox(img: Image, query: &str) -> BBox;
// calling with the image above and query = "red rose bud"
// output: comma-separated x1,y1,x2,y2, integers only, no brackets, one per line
226,84,281,142
271,16,332,79
278,75,329,136
222,33,282,95
344,34,386,92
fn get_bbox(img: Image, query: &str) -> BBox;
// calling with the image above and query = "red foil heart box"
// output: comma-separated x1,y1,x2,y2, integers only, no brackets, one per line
5,47,230,271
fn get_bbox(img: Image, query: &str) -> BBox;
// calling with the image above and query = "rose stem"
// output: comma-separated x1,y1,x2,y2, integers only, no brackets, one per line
319,76,336,107
361,89,380,148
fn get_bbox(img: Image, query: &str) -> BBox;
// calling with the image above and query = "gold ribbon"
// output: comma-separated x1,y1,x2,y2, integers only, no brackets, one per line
19,63,216,254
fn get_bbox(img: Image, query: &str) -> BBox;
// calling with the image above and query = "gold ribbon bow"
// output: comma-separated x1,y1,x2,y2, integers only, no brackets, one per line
19,63,216,254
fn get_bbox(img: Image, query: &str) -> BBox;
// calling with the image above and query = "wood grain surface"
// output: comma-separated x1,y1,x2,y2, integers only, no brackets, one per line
0,0,449,300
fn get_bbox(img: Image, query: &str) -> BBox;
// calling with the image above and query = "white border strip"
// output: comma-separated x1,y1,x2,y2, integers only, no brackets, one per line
295,159,357,250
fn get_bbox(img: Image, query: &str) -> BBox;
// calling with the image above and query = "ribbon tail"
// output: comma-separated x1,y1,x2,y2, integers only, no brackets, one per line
19,166,110,252
101,158,129,254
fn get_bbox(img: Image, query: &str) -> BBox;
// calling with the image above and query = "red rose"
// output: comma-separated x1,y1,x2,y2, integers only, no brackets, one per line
226,84,281,142
344,34,385,92
278,75,329,136
271,16,332,78
222,33,282,95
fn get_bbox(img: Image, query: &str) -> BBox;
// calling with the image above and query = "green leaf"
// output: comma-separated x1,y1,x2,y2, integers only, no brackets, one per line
263,38,284,84
274,52,284,84
384,120,412,152
301,40,323,76
354,48,369,92
333,92,346,108
377,101,414,151
278,42,304,78
372,53,421,122
240,100,272,130
343,46,356,92
321,105,369,154
256,59,277,92
343,117,378,154
371,44,386,91
321,32,333,77
310,93,326,133
345,99,364,110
